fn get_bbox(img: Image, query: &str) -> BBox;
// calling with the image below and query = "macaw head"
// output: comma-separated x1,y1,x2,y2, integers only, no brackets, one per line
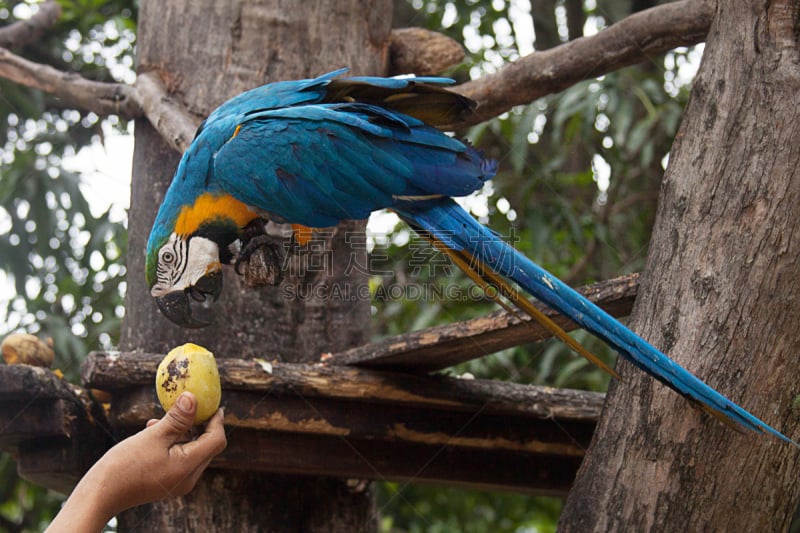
146,189,259,328
146,231,225,328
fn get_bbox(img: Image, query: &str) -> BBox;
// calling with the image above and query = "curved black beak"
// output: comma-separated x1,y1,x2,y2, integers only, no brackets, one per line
155,271,223,328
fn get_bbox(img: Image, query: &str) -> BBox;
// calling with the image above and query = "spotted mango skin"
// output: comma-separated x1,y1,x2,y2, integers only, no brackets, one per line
156,343,221,424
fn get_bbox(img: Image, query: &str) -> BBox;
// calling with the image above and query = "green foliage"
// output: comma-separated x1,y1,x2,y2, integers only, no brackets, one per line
0,115,128,376
378,483,561,533
375,1,695,530
0,0,135,528
0,0,696,530
0,0,136,362
0,455,63,532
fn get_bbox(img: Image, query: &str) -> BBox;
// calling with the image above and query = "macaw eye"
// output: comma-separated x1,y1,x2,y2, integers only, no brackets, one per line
162,251,174,263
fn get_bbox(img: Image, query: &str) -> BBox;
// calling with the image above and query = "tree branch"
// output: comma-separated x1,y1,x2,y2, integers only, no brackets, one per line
0,3,715,149
388,27,464,76
0,46,142,117
0,0,61,50
134,71,200,153
0,27,462,154
453,0,715,126
329,273,639,372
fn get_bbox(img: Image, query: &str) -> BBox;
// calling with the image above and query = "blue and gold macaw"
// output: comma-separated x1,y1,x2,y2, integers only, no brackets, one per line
146,69,796,446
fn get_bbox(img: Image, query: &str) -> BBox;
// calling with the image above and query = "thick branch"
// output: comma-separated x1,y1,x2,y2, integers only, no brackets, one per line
0,0,715,148
388,27,464,76
330,273,639,372
0,1,61,49
454,0,714,125
0,3,714,148
135,71,200,153
83,352,603,421
0,46,142,117
133,3,714,141
0,27,461,153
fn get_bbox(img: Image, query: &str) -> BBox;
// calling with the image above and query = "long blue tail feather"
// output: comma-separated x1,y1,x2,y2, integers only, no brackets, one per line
395,198,798,447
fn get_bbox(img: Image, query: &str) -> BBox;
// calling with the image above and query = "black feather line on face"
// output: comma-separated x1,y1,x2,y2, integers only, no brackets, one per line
156,237,189,287
193,218,241,264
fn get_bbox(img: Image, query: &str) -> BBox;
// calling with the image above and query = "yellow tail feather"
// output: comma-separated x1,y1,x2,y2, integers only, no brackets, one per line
427,234,621,380
695,401,750,433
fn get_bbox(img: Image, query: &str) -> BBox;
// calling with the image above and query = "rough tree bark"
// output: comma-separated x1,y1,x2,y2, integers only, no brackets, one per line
560,0,800,530
119,0,389,530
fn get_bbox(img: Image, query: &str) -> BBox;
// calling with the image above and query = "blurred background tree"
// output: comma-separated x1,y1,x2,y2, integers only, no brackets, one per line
378,1,693,530
0,0,695,530
0,1,135,530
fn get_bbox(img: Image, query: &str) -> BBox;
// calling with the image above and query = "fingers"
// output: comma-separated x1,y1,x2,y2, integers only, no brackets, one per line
153,392,197,441
205,407,225,434
182,408,227,460
168,418,225,497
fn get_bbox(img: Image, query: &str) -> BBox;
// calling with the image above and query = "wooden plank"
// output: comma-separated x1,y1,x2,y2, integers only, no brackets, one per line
83,352,601,494
108,385,595,495
0,365,113,493
110,387,595,456
0,399,79,449
83,352,604,421
217,430,584,495
327,272,639,372
0,363,83,400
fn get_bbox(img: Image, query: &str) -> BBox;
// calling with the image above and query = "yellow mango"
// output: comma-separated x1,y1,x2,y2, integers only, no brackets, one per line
156,343,221,424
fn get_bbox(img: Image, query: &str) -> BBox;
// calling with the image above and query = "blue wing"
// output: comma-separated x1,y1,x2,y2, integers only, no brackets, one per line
210,102,494,226
150,69,482,253
204,68,469,130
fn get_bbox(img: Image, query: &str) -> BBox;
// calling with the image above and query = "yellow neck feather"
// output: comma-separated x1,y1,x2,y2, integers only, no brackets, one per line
175,193,258,236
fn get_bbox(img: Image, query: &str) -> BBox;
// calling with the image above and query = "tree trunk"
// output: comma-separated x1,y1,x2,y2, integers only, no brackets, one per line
560,0,800,530
119,0,390,530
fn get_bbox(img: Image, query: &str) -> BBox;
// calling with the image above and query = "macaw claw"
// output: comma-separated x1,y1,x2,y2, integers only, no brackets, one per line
235,233,294,287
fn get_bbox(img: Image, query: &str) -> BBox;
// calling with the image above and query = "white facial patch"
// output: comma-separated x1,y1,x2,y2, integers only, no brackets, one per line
150,234,220,297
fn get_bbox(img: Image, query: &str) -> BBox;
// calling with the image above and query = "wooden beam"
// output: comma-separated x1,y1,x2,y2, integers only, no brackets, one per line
0,362,84,400
218,430,585,495
0,399,80,449
109,386,594,455
83,352,603,421
83,352,602,495
0,365,112,493
329,272,639,372
110,389,593,495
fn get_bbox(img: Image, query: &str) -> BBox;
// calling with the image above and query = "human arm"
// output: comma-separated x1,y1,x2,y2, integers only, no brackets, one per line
46,391,226,533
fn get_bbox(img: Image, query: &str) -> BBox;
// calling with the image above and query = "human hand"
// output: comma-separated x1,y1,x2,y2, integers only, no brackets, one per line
99,391,226,508
46,391,226,533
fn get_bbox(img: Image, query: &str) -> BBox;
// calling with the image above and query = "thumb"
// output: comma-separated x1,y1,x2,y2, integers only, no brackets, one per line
155,391,196,440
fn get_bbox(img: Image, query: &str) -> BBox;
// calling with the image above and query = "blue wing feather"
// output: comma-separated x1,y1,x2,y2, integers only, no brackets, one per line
210,103,490,226
206,69,459,126
339,75,455,87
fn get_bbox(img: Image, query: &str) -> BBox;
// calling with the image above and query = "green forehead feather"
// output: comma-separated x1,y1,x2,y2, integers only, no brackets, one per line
145,234,168,287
